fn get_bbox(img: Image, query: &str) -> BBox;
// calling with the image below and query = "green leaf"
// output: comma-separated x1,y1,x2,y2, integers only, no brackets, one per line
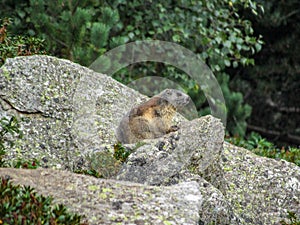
233,61,238,68
172,34,181,42
255,43,262,52
224,59,231,67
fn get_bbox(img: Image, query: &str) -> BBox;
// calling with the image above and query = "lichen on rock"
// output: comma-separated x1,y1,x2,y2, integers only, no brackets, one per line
0,55,299,225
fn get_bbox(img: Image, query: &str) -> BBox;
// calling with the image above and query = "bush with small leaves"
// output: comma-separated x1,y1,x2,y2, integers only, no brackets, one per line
226,132,300,166
0,116,22,167
0,177,88,225
0,116,40,169
0,18,46,67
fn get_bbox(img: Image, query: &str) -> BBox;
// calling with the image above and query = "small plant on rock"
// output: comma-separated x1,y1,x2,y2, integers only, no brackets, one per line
0,116,22,167
0,17,46,67
0,177,88,224
226,132,300,166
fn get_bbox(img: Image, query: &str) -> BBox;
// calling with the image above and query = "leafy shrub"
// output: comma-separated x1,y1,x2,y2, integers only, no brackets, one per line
226,132,300,166
0,18,46,67
0,0,264,137
0,116,22,167
0,177,88,225
113,143,132,163
113,0,263,137
0,116,40,169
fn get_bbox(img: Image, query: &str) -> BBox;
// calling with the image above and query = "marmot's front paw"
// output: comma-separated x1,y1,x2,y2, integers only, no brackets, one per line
168,125,179,133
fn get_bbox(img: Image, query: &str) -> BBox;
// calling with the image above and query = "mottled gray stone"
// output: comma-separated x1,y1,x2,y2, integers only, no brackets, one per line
0,55,145,170
221,142,300,225
116,115,224,186
0,168,202,225
0,55,299,225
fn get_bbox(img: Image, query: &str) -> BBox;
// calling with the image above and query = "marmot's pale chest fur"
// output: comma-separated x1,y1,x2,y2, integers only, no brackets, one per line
116,89,190,144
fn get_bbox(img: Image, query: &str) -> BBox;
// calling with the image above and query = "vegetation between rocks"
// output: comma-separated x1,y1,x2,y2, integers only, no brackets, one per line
0,177,88,225
0,116,39,169
0,18,46,66
226,132,300,167
0,118,89,224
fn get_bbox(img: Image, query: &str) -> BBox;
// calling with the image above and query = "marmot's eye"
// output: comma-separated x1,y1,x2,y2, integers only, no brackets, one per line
177,93,182,97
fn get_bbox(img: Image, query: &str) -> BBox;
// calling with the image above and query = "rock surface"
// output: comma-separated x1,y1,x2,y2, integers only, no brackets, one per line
221,142,300,225
0,55,146,170
116,115,224,186
0,55,299,225
0,168,202,225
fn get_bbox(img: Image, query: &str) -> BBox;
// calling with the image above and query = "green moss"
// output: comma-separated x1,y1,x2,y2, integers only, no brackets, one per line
102,187,112,193
223,166,233,172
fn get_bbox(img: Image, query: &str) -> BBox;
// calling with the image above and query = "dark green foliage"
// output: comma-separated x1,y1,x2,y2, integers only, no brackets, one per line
0,117,40,169
113,143,132,163
0,0,264,137
113,0,263,136
9,158,40,170
14,0,125,66
0,0,32,35
217,73,252,137
0,18,46,67
0,177,88,225
117,0,263,70
0,117,22,167
226,132,300,166
231,0,300,146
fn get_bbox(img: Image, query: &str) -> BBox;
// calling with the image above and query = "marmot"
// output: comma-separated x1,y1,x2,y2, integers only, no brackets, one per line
116,89,190,144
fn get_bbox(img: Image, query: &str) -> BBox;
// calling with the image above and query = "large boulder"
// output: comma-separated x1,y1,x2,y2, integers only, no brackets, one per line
0,55,146,170
0,55,299,224
221,142,300,225
0,168,202,225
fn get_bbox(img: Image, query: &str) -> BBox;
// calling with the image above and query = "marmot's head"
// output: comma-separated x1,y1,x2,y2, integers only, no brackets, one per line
157,89,190,109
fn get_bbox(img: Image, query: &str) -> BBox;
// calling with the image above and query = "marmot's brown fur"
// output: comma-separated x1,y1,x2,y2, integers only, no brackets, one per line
116,89,190,144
